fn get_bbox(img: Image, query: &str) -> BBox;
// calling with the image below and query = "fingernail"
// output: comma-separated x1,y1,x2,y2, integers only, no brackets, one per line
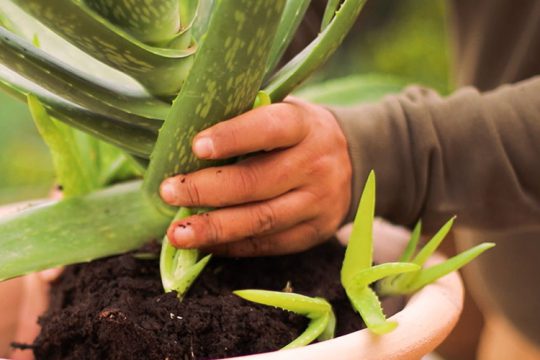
160,180,176,203
193,137,214,159
172,223,196,247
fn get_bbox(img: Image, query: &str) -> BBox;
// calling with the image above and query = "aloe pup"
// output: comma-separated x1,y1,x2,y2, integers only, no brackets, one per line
341,171,494,334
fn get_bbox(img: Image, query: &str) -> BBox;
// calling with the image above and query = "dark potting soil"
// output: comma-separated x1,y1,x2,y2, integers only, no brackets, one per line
28,240,400,360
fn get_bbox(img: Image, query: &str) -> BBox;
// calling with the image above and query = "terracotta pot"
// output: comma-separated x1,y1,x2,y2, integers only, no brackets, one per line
0,203,464,360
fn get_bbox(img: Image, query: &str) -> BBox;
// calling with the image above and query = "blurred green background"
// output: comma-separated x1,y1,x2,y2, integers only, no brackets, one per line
0,0,451,205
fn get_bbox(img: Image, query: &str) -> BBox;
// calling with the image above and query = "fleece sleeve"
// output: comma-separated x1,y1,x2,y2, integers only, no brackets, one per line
330,76,540,233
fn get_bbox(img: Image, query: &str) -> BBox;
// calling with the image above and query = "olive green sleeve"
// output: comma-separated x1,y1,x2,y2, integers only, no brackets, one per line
330,76,540,233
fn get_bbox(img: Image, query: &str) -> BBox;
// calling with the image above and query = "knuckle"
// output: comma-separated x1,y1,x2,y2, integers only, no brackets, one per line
202,213,224,246
235,166,258,195
183,175,202,206
251,203,277,235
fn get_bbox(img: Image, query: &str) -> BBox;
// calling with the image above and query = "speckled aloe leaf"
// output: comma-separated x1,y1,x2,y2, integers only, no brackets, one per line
0,67,156,157
234,290,336,349
0,27,169,127
9,0,196,97
264,0,368,102
143,0,286,214
83,0,183,46
0,181,170,281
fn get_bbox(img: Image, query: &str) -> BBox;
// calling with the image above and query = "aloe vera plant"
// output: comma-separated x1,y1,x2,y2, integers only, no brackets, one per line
0,1,495,352
341,171,494,334
0,0,369,292
234,290,336,349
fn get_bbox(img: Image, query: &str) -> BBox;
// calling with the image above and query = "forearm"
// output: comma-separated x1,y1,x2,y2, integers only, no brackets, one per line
332,76,540,232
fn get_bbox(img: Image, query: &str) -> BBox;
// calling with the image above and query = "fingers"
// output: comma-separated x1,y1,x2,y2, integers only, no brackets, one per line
205,221,328,257
167,190,318,248
192,102,309,160
161,150,306,207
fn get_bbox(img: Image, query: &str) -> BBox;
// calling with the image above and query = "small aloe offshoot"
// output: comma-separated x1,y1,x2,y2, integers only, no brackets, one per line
234,290,336,349
341,171,419,335
342,171,494,335
378,219,495,296
160,207,212,298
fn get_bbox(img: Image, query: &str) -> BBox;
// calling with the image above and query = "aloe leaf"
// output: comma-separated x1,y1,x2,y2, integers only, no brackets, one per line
341,170,376,286
170,254,211,297
97,151,142,186
27,95,97,196
0,181,170,281
234,290,332,317
83,0,183,46
143,0,286,214
160,207,212,297
0,68,157,157
264,0,312,78
264,0,368,102
382,217,455,292
399,220,422,262
9,0,195,97
321,0,341,31
0,27,169,126
404,243,495,294
9,0,196,97
350,262,420,289
346,286,397,335
191,0,215,40
411,216,456,267
234,290,335,349
284,312,334,349
179,0,200,32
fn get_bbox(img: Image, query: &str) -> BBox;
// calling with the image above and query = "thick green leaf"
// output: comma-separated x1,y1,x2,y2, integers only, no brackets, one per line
321,0,341,31
350,262,420,289
143,0,286,213
9,0,195,97
0,68,157,157
264,0,311,78
346,286,397,335
401,243,495,294
83,0,183,45
341,170,376,286
284,312,334,349
264,0,368,102
160,207,211,297
412,216,456,267
0,181,170,281
27,95,97,196
234,290,335,349
399,220,422,262
234,290,332,317
0,27,169,126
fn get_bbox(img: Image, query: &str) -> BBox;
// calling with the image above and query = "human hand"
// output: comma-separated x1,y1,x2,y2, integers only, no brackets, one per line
160,97,352,256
